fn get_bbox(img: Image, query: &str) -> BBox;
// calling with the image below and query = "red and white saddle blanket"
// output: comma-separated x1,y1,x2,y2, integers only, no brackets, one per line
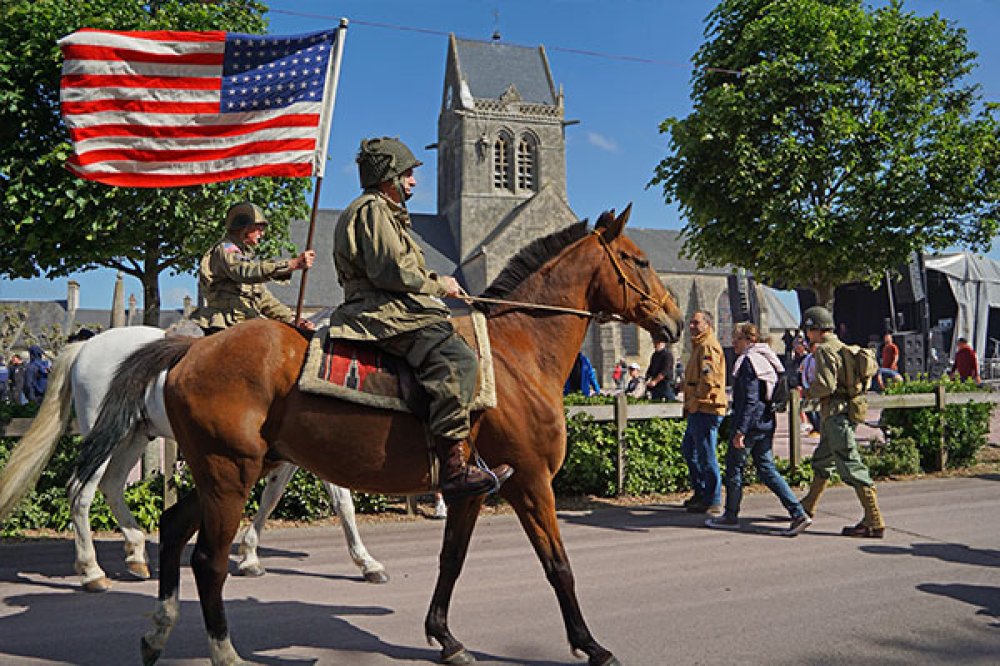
298,311,497,414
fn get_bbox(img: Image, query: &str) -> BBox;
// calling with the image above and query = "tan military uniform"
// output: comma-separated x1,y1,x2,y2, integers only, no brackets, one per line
191,235,294,330
328,191,477,441
328,192,451,340
805,332,874,488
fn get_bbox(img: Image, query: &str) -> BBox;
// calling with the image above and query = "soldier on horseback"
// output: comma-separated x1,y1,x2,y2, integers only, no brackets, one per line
328,136,513,503
191,201,316,335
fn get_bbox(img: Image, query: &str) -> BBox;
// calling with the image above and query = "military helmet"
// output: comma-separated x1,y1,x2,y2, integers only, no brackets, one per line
357,136,422,189
225,202,267,232
800,305,835,331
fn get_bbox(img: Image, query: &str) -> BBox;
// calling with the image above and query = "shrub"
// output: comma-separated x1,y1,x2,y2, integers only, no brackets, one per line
880,377,993,470
555,412,690,496
862,433,921,478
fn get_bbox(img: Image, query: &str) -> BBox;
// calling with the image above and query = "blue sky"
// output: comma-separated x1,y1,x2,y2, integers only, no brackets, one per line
3,0,999,314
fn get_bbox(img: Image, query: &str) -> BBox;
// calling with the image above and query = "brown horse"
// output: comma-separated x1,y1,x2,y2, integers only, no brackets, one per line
73,207,683,666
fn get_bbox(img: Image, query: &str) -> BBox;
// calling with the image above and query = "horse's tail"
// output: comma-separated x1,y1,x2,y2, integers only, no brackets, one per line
0,341,85,521
69,337,195,496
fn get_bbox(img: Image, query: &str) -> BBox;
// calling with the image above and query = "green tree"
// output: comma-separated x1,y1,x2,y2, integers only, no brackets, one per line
0,1,311,325
650,0,1000,305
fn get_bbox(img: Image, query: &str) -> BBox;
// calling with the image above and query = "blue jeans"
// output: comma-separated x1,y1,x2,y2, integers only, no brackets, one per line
724,428,806,519
681,413,723,505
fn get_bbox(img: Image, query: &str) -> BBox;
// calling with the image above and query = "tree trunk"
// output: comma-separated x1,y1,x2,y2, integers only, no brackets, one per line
813,284,835,311
142,245,161,328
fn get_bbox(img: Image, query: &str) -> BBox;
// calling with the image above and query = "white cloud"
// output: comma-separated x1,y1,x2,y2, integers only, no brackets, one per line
586,131,619,153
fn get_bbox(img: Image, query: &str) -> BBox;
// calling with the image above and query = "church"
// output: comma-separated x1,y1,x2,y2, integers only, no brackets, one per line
271,34,797,384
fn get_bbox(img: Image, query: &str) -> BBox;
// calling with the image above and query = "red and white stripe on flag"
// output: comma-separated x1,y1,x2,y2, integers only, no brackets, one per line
58,28,339,187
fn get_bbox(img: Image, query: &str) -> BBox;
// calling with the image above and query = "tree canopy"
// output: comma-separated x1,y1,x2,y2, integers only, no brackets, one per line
0,0,311,325
650,0,1000,305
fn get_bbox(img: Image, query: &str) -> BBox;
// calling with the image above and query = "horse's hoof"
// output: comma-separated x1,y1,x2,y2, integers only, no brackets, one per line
127,562,151,579
140,636,161,665
591,654,620,666
442,647,476,664
82,576,113,593
236,563,265,578
363,570,389,584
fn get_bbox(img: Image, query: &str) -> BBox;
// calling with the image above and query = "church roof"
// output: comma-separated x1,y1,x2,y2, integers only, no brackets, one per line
452,38,557,105
626,228,730,275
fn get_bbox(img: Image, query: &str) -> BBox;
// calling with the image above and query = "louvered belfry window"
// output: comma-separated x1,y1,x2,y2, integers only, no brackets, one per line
517,135,536,191
493,134,512,191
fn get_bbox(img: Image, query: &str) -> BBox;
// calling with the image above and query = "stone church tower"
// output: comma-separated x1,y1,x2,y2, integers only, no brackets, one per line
435,35,578,294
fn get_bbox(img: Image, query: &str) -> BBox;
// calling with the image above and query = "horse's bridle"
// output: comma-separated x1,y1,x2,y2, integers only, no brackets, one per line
591,230,673,317
460,231,672,323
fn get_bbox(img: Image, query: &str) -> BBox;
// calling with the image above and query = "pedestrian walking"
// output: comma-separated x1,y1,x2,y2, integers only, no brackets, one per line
798,306,885,538
705,323,812,536
680,310,727,515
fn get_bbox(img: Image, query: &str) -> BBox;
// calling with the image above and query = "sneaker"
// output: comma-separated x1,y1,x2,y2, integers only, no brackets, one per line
686,501,719,514
432,497,448,520
705,515,740,529
681,494,703,508
841,522,885,538
782,514,813,537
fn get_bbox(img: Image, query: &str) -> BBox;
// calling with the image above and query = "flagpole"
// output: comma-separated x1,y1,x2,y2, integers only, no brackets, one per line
296,18,348,322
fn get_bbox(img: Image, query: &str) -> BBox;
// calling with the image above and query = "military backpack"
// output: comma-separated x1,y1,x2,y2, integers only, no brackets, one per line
839,344,878,423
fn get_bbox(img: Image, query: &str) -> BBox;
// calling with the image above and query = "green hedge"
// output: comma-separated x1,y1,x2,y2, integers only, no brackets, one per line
879,377,993,470
0,434,388,537
3,383,991,535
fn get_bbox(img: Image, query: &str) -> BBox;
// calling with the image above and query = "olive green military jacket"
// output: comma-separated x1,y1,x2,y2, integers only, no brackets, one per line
804,332,850,419
190,235,294,329
328,191,451,340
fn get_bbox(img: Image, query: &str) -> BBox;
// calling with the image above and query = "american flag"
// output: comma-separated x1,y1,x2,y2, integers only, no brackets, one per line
58,27,344,188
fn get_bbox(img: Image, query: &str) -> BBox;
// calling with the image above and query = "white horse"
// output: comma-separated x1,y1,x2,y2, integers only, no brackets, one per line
0,325,387,592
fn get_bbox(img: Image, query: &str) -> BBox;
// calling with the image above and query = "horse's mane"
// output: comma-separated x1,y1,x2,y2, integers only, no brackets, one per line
478,221,590,306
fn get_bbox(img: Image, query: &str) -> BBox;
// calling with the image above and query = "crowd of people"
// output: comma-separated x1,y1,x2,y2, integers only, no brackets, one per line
563,306,900,540
0,345,50,406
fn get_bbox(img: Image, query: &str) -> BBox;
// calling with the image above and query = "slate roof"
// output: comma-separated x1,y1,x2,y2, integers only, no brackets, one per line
626,228,730,275
1,299,183,349
453,38,557,105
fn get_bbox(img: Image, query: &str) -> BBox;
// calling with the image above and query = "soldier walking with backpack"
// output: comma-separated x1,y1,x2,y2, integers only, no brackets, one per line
798,306,885,538
705,323,812,535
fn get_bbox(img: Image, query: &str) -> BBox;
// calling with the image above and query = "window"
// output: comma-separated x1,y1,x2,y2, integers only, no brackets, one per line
493,133,513,191
516,135,536,191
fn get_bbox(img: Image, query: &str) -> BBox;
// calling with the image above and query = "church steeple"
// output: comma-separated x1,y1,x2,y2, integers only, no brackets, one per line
436,34,568,264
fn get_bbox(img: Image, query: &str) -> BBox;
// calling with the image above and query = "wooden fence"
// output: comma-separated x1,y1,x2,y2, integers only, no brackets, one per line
566,390,1000,495
4,388,998,502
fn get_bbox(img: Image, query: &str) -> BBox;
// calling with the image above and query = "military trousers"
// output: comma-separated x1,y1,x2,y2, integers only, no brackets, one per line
810,413,874,488
375,321,478,441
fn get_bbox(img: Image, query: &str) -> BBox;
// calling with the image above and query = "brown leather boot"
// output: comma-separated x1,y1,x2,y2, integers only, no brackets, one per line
436,437,513,503
842,486,885,538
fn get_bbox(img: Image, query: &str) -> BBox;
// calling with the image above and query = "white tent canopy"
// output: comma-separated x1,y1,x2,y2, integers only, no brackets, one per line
924,253,1000,357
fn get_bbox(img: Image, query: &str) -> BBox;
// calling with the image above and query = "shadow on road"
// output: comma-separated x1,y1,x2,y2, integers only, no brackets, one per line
917,583,1000,628
861,542,1000,568
0,587,567,665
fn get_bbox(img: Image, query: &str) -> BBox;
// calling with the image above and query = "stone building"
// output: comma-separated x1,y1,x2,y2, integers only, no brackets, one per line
272,34,796,386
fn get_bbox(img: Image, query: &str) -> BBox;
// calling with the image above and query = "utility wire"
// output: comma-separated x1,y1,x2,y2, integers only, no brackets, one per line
268,8,742,76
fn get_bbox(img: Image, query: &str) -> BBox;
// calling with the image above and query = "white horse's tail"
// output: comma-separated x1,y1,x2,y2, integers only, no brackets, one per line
0,341,85,521
69,336,195,498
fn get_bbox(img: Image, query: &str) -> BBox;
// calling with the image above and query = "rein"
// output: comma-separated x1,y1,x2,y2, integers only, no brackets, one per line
459,293,623,322
457,230,668,322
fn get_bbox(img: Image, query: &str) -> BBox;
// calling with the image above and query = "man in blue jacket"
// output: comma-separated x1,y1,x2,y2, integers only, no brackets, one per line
24,345,49,403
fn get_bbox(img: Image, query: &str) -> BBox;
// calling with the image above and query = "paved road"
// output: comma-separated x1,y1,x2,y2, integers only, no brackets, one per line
1,475,998,665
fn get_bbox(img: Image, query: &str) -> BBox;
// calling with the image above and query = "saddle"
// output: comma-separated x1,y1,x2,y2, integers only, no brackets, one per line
298,311,497,414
